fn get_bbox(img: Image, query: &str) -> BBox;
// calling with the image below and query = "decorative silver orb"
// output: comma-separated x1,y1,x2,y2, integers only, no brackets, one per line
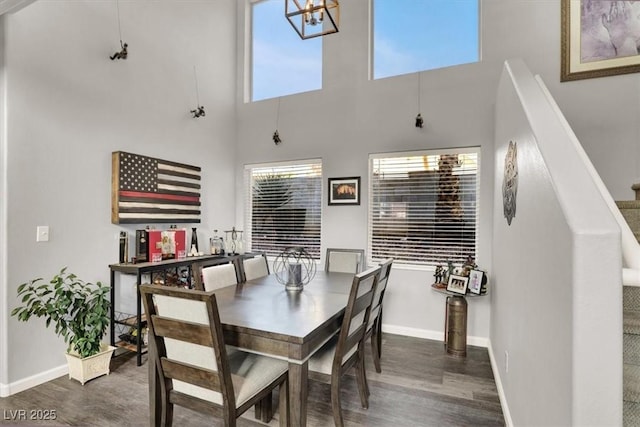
273,247,317,292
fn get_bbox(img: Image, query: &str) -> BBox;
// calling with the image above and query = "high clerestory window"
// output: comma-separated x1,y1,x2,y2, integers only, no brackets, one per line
368,148,479,267
372,0,480,79
251,0,322,101
244,160,323,258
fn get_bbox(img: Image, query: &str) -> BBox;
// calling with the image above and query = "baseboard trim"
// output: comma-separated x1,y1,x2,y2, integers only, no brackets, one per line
381,324,489,347
487,340,514,427
0,382,9,397
2,364,68,396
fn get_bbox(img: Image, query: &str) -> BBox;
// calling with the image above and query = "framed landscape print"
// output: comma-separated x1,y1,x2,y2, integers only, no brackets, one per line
328,177,360,205
562,0,640,81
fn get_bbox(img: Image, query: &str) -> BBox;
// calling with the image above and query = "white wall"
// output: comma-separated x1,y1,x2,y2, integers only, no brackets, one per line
492,59,622,426
234,0,514,342
0,15,8,395
2,0,237,389
1,0,638,414
235,0,640,350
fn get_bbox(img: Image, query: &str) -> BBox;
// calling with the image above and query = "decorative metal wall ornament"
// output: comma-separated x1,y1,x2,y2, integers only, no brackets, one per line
502,141,518,226
109,0,129,61
190,66,205,118
285,0,339,40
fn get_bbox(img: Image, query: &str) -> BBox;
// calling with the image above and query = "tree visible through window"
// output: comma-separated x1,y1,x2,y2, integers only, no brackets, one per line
368,149,479,267
245,161,322,258
372,0,479,79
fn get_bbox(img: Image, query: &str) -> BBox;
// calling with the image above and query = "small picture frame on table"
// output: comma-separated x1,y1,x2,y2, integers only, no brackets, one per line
447,274,469,295
468,269,485,295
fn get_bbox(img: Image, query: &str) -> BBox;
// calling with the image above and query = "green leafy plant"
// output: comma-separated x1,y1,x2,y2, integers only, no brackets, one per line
11,268,111,358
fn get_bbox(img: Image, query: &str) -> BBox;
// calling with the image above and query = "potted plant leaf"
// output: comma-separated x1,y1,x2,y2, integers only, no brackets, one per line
11,267,115,385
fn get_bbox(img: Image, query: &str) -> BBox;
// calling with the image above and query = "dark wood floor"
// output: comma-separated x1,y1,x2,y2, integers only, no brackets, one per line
0,334,504,426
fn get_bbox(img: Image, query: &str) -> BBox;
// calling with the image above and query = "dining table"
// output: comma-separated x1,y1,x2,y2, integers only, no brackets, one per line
148,270,356,427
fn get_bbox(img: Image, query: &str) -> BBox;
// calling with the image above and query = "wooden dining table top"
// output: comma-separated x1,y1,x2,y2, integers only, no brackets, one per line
212,271,355,353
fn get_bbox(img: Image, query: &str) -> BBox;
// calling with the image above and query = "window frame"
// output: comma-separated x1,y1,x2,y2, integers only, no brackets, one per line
249,0,323,102
370,0,481,81
367,147,480,269
244,158,323,259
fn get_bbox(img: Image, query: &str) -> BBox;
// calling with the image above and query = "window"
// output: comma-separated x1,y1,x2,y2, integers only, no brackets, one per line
245,160,323,258
251,0,322,101
368,149,479,267
372,0,479,79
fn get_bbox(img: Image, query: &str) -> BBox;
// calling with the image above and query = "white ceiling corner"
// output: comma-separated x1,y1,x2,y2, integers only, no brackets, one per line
0,0,36,15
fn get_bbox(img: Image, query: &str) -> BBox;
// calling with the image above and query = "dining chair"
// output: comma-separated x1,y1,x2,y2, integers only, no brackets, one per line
308,265,381,427
140,284,288,427
325,248,366,274
191,257,241,291
193,261,239,292
366,258,393,374
241,252,270,282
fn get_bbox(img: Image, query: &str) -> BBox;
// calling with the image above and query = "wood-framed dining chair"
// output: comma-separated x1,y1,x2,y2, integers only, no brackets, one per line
308,265,381,427
241,252,270,282
324,248,366,274
192,261,239,292
140,284,289,427
365,258,393,374
191,257,241,291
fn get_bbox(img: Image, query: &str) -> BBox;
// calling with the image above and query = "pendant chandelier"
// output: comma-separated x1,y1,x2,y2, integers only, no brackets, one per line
285,0,339,40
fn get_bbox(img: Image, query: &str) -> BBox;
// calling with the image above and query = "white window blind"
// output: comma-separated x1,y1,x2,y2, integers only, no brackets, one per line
368,149,479,267
245,160,322,258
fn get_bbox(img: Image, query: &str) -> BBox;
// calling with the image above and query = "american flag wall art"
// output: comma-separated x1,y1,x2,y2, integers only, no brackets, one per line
111,151,201,224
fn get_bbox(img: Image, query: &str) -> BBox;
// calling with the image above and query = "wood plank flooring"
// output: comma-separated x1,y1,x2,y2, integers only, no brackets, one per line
0,334,504,426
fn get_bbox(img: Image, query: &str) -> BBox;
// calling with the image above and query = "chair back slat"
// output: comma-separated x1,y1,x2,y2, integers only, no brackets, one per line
343,324,366,352
151,316,213,347
160,358,222,391
368,258,393,330
333,265,380,370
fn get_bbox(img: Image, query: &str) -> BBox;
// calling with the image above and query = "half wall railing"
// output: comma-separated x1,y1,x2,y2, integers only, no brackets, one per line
536,75,640,287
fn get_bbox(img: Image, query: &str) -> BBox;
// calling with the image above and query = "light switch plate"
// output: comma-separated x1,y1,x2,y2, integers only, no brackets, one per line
36,226,49,242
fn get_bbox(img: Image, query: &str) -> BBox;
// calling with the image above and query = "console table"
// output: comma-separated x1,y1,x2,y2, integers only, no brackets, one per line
109,253,253,366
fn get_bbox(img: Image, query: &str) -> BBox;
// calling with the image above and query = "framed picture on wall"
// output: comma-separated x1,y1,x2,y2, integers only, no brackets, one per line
561,0,640,81
446,274,469,295
328,177,360,205
468,270,485,295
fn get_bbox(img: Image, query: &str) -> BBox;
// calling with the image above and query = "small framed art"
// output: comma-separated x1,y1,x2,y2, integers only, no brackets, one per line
468,269,485,295
328,177,360,206
447,274,469,295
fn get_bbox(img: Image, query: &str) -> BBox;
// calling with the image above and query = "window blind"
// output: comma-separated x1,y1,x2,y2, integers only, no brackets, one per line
368,149,479,267
245,160,322,258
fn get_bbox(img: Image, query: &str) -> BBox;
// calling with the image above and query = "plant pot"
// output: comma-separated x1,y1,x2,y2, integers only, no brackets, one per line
65,344,116,385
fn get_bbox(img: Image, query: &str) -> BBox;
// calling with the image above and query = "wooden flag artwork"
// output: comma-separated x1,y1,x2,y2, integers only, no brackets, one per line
111,151,201,224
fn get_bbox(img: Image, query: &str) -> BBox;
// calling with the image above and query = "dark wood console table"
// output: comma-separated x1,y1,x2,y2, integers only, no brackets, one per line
109,253,253,366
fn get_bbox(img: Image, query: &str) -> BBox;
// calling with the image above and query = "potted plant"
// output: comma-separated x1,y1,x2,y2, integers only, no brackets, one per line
11,267,115,385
